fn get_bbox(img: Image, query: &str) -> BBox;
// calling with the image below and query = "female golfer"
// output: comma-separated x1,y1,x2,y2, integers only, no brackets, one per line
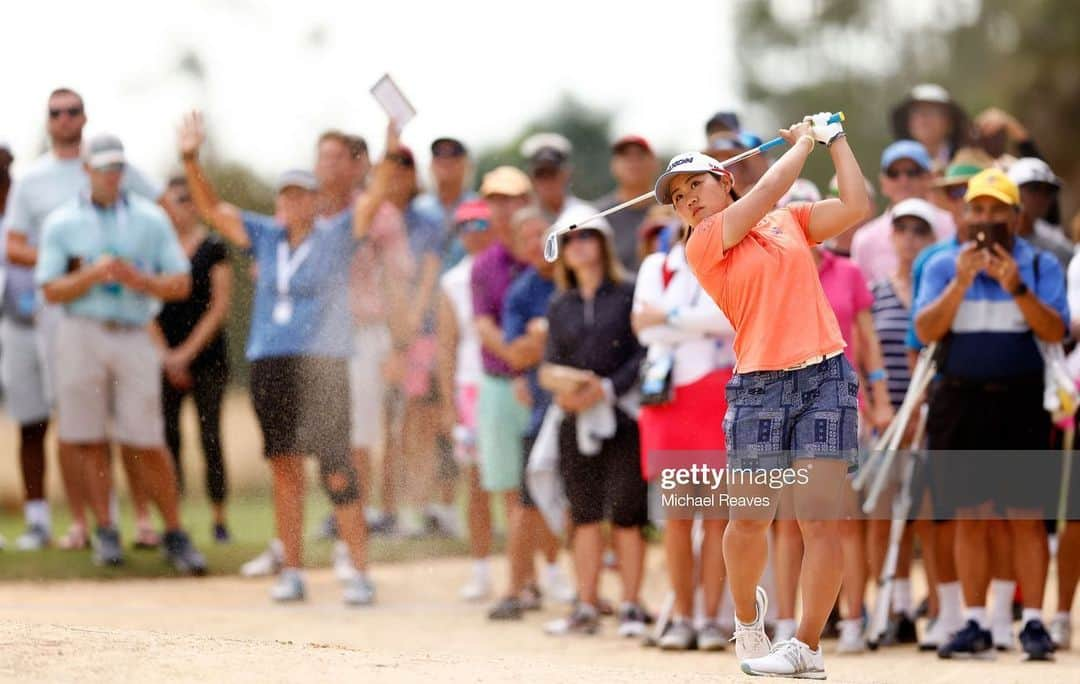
654,113,870,678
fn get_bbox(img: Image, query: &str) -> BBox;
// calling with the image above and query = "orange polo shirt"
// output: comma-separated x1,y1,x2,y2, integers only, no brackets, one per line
684,203,845,374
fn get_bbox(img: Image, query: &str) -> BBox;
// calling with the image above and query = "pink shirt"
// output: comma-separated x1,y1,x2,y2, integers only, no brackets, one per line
850,204,955,284
817,249,873,365
349,200,415,325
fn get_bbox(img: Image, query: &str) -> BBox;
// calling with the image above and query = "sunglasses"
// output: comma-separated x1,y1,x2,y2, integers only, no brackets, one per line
944,184,968,200
387,153,414,168
885,167,927,180
456,218,489,233
48,106,83,119
893,218,933,236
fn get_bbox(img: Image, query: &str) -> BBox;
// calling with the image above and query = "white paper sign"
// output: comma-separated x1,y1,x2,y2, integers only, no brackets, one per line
370,74,416,132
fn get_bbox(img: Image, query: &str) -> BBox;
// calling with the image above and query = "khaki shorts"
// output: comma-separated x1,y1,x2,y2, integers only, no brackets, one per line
348,323,391,449
54,316,164,447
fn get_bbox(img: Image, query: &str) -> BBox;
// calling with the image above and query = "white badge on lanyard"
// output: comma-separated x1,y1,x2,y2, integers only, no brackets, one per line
274,238,311,325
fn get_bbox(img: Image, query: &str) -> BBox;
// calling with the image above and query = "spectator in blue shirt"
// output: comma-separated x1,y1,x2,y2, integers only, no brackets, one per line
36,133,204,573
487,205,571,620
178,111,375,606
914,168,1066,661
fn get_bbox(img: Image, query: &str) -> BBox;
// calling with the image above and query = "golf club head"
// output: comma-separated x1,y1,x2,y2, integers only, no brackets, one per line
543,230,562,263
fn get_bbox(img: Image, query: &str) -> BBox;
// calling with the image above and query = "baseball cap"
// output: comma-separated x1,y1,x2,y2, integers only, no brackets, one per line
705,111,741,136
933,162,984,187
891,198,936,227
453,198,490,225
521,132,572,170
880,140,932,172
82,133,126,169
1007,157,1061,188
611,135,653,155
480,166,532,197
907,83,953,105
653,152,733,205
431,137,467,158
275,169,318,193
964,168,1019,207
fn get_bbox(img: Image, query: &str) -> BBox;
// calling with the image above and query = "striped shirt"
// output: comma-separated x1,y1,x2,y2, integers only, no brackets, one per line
871,278,913,408
913,237,1069,379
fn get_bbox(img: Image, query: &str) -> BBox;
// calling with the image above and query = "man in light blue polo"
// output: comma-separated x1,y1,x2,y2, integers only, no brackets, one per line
1,88,162,551
35,133,205,573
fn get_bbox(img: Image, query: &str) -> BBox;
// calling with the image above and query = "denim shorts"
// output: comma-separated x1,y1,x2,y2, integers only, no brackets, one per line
723,354,860,471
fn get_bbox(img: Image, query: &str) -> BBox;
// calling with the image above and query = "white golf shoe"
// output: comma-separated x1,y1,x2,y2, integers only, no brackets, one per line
241,539,284,578
741,638,826,679
733,586,772,661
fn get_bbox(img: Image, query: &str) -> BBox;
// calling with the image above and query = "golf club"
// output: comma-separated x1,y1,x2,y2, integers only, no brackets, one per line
542,112,847,263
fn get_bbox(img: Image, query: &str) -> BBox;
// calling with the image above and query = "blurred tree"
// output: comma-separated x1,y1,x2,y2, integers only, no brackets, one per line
735,0,1078,217
474,94,615,201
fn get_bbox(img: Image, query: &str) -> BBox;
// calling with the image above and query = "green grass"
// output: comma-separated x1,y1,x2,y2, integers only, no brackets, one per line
0,493,472,581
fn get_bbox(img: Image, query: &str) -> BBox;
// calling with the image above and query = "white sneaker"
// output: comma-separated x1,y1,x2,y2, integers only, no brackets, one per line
542,564,576,605
992,619,1014,651
270,569,306,602
15,524,50,551
242,539,284,578
741,638,826,679
920,615,962,651
343,574,376,606
333,541,360,583
733,586,772,661
460,575,492,602
1049,614,1071,650
836,619,867,654
774,618,798,644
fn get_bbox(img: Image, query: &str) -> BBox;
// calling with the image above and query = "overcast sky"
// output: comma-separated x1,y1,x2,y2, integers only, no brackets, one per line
1,0,743,184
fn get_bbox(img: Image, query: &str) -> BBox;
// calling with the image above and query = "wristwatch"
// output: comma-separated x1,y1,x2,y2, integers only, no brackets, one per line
1011,282,1029,297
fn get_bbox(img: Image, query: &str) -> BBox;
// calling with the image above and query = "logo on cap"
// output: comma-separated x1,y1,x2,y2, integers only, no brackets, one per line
669,156,694,170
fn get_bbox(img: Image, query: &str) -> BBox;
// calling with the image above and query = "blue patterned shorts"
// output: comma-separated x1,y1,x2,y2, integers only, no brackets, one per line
723,354,860,471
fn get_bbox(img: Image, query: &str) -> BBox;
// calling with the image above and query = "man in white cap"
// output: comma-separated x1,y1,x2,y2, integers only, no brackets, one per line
1008,157,1071,268
1,88,164,551
35,133,205,572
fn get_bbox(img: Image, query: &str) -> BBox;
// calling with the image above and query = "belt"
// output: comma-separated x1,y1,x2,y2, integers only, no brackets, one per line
77,316,142,332
782,349,844,372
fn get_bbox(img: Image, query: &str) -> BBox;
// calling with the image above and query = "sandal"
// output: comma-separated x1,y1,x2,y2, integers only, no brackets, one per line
57,525,90,551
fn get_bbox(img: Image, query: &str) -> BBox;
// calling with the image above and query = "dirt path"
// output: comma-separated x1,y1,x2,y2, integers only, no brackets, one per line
2,554,1077,683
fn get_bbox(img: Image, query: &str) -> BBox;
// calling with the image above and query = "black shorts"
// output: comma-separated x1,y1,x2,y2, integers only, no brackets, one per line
926,376,1057,518
558,409,648,528
250,355,350,468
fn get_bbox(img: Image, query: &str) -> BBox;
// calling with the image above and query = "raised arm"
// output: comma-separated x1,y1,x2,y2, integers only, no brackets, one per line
805,135,872,242
178,111,249,249
719,122,816,251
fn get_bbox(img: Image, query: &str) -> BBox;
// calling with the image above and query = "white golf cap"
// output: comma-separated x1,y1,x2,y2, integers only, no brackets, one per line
891,198,937,227
520,132,572,160
550,203,612,240
1007,157,1061,188
275,169,318,193
82,133,126,169
654,152,732,205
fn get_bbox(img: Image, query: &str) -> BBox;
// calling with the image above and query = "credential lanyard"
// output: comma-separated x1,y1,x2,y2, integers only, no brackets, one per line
276,239,312,299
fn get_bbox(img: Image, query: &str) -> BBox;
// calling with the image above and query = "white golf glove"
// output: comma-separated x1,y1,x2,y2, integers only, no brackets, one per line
804,112,844,146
